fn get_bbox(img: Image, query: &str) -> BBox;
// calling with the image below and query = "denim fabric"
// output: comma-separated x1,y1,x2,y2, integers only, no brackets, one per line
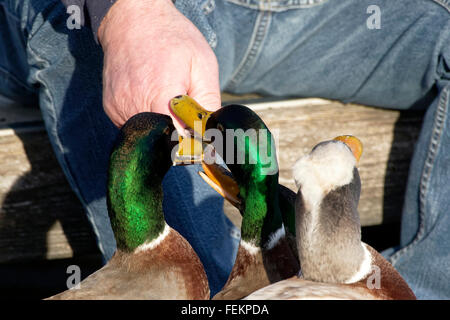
1,0,450,299
386,83,450,299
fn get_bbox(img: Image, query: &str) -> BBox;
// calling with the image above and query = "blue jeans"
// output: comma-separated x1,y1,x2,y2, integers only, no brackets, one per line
1,0,449,299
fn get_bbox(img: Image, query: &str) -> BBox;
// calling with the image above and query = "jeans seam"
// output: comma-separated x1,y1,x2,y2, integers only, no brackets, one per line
432,0,450,13
226,10,271,91
225,0,328,11
390,86,449,264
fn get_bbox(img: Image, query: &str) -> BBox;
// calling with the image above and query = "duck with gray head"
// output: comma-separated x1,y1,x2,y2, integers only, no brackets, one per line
246,136,416,300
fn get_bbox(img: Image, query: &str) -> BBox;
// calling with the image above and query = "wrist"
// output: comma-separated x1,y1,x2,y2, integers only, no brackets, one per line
98,0,175,49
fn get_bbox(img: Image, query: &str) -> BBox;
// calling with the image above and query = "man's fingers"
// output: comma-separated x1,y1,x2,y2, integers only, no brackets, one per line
189,91,222,113
189,50,222,112
148,87,189,135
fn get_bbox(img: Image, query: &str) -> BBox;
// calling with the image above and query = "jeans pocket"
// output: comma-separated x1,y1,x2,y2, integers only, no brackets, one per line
224,0,329,11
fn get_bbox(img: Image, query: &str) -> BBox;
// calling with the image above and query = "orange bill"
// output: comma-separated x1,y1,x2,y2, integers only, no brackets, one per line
198,161,241,209
333,135,363,162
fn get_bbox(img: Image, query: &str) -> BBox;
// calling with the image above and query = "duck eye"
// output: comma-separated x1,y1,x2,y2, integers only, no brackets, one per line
197,113,203,120
163,127,171,135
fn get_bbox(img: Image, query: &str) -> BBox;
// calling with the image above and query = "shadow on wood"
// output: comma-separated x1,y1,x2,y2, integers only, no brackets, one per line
0,127,103,298
361,110,424,252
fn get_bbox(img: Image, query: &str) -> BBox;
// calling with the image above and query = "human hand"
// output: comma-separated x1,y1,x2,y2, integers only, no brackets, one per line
98,0,221,129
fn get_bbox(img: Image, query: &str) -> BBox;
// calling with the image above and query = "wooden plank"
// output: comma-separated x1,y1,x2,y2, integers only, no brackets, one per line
0,100,43,126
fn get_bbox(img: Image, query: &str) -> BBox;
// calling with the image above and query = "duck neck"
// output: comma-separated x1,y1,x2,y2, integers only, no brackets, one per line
298,182,367,282
227,124,284,249
239,172,284,249
108,133,167,252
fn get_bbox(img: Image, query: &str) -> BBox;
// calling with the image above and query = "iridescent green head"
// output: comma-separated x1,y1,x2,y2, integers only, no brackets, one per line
107,112,176,252
205,105,282,246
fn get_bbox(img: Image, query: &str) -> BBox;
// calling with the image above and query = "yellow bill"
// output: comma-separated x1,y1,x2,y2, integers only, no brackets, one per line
170,95,212,137
333,135,363,162
174,135,204,165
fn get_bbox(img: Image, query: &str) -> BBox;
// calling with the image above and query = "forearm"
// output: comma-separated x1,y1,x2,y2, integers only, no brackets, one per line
97,0,176,50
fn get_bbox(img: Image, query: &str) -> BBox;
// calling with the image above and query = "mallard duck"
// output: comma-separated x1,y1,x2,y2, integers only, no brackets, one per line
46,112,209,300
245,137,416,300
170,96,303,239
170,96,300,300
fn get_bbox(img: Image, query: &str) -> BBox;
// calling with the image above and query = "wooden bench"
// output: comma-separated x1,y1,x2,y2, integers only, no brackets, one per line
0,95,424,298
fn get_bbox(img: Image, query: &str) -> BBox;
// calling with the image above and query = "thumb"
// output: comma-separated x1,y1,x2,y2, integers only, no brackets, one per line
189,53,222,112
189,90,222,112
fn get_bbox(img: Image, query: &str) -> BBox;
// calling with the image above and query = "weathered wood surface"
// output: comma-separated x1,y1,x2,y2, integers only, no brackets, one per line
0,97,423,263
